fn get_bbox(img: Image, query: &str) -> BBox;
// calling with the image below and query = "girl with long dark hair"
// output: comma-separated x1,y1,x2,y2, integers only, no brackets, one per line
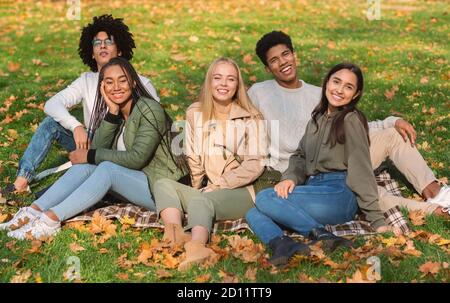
5,57,184,240
246,63,393,266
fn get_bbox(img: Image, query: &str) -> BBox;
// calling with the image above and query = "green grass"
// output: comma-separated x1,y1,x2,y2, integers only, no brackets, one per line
0,0,449,283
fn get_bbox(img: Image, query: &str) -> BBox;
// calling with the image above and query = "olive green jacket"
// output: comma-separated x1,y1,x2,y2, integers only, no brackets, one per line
282,111,385,228
88,97,184,194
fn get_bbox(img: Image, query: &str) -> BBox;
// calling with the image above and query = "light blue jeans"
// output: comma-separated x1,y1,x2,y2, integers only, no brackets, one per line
246,171,358,244
18,116,76,181
33,161,154,221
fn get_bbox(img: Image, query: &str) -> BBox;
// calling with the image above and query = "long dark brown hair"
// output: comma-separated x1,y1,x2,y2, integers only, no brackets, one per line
88,57,188,174
311,62,369,147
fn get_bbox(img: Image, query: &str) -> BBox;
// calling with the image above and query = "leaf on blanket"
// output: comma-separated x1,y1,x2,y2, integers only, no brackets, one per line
118,215,135,226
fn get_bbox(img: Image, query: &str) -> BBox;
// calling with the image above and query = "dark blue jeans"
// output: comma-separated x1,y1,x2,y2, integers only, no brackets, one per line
17,116,76,181
246,171,358,244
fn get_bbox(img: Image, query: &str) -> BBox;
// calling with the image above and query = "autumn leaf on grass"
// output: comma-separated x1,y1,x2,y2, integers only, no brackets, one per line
409,210,426,226
116,253,137,269
384,85,399,101
323,259,350,270
69,242,85,253
171,53,187,62
162,254,180,269
218,270,239,283
64,221,88,232
10,270,32,283
244,267,257,282
189,35,199,43
7,61,20,72
403,240,422,257
346,266,377,283
137,242,155,265
196,274,211,283
242,54,256,65
419,261,441,277
116,273,129,281
156,269,173,280
0,213,11,223
223,235,265,263
26,240,42,254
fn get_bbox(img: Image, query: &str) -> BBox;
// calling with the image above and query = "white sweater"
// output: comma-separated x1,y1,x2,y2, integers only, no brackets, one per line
248,79,399,173
44,71,159,132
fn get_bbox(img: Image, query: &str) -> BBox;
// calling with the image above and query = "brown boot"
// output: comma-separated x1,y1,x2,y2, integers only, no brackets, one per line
162,223,191,248
178,240,216,271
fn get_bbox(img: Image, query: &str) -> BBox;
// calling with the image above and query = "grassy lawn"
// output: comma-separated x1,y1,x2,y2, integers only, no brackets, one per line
0,0,448,283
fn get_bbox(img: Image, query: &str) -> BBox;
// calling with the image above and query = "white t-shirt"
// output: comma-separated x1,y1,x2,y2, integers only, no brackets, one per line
248,79,399,173
44,71,159,132
116,126,126,151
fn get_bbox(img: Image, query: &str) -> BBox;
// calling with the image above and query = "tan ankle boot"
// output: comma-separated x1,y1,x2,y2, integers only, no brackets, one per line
178,240,216,271
162,223,191,247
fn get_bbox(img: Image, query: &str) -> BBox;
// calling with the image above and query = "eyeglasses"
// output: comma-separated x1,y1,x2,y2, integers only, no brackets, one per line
92,36,115,48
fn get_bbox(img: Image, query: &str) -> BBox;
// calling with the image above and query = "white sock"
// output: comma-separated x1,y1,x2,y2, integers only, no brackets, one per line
40,213,60,227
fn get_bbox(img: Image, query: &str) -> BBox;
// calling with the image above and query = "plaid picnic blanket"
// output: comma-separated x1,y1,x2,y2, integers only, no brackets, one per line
66,170,410,237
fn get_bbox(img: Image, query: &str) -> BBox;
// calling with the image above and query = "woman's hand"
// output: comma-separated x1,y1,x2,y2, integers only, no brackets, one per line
274,179,296,199
69,149,88,164
101,82,120,115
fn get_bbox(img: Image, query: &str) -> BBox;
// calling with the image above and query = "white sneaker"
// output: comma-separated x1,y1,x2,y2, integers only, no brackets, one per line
427,186,450,208
0,207,40,231
7,216,60,240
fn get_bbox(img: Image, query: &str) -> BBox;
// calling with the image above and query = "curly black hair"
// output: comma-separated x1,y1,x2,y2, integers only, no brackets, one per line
255,31,294,66
78,14,135,72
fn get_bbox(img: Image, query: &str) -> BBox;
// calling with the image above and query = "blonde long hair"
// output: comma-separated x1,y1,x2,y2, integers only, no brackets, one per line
198,57,262,122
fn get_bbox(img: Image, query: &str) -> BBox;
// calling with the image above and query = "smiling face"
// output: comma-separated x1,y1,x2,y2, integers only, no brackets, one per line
211,62,239,104
325,69,359,112
102,64,132,105
265,44,299,88
92,31,120,71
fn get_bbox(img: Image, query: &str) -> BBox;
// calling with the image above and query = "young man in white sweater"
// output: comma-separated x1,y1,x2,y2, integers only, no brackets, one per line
248,31,449,218
3,14,159,194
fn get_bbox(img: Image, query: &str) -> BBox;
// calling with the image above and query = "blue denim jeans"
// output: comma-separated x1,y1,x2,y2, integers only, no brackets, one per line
33,161,154,221
17,116,76,181
246,171,358,244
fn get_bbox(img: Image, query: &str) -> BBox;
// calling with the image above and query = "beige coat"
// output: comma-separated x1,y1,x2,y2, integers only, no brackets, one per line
185,102,267,201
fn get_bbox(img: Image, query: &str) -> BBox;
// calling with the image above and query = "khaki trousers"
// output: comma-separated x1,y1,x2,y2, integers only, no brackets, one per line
154,178,254,233
370,128,438,214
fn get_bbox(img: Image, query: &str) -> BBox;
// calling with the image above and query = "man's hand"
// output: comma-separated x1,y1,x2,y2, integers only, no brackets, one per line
73,126,89,150
274,179,296,199
394,119,416,146
69,149,88,164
